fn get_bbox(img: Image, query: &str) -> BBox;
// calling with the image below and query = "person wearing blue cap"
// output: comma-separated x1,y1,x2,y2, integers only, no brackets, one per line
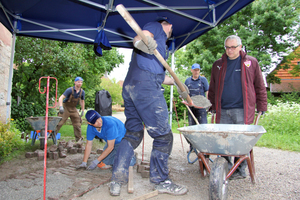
185,63,209,125
56,77,85,142
75,110,133,170
109,17,188,196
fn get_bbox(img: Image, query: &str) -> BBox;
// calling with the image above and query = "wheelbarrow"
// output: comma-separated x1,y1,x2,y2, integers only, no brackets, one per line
25,116,62,150
177,116,266,200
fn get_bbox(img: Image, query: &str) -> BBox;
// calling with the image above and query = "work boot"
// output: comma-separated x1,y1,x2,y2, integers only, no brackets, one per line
109,181,121,196
154,179,188,196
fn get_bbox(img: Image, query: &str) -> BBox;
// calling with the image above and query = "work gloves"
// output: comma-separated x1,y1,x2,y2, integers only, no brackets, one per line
86,159,99,170
134,36,157,54
76,162,87,170
175,82,189,99
59,106,64,114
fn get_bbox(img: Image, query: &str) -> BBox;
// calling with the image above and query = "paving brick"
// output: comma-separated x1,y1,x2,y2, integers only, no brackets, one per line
141,161,150,166
37,152,44,161
29,173,41,179
137,164,146,173
53,152,59,160
48,152,54,159
141,169,150,178
25,152,34,158
69,147,77,154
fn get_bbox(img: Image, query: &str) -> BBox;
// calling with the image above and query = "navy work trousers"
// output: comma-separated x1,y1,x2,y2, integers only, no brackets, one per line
111,66,172,184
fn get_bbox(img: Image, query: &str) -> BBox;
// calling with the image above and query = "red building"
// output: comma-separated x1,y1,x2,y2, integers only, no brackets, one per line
270,47,300,93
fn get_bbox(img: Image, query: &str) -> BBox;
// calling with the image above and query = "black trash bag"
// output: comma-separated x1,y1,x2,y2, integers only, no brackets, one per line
95,89,112,116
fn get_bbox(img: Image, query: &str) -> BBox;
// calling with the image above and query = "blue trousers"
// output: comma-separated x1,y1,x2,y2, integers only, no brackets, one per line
188,107,207,125
102,143,119,166
220,108,247,175
111,66,173,184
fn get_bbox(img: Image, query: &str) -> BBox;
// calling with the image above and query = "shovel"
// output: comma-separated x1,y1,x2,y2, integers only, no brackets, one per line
116,4,204,109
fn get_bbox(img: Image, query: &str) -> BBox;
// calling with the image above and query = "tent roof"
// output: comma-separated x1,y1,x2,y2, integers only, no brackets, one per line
0,0,254,51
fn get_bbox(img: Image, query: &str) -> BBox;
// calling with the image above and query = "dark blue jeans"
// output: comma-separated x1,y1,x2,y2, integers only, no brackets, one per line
111,66,172,184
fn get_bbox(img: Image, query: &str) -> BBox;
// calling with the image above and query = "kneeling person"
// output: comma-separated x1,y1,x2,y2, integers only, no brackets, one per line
76,110,126,170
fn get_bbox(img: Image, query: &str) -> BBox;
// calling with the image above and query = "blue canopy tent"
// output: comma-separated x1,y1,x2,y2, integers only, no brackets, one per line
0,0,254,122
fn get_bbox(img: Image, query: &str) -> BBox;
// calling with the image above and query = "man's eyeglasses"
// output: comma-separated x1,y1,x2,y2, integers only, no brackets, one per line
224,45,240,50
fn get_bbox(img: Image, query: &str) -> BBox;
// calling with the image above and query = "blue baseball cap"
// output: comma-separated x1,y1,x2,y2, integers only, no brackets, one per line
85,110,101,124
191,63,201,70
75,77,83,82
156,16,172,24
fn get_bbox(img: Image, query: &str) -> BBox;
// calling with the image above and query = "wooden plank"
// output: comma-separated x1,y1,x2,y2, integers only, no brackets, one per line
128,166,134,193
129,190,159,200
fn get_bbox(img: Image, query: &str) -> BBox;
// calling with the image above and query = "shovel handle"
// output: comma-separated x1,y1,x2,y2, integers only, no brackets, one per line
180,97,199,125
116,4,193,105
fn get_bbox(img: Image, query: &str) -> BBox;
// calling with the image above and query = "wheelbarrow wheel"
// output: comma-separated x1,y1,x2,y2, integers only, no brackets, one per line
40,128,45,150
209,157,228,200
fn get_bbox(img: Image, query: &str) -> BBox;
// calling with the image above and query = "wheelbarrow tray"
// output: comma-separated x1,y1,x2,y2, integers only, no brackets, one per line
25,116,62,131
178,124,266,156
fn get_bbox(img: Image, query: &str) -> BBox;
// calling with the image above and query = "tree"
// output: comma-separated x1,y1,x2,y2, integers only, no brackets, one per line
12,37,123,131
174,0,300,83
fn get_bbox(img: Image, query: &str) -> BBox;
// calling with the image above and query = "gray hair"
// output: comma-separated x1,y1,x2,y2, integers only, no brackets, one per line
224,35,242,46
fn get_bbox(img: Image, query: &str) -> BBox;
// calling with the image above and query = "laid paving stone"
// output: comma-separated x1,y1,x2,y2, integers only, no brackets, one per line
28,173,41,179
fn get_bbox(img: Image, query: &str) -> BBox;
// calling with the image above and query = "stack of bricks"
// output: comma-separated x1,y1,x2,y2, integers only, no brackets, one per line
24,139,85,161
137,160,150,178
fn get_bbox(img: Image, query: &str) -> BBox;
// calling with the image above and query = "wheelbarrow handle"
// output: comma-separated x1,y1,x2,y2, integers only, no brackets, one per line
254,112,262,125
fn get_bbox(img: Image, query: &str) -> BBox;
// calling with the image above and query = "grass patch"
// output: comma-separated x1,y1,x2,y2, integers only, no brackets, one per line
256,102,300,152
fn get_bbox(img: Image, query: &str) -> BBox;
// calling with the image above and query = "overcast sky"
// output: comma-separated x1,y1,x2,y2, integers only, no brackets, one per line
108,48,132,82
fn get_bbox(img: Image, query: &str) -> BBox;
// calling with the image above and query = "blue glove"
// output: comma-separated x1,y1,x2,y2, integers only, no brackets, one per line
87,159,99,170
76,162,87,170
59,106,64,114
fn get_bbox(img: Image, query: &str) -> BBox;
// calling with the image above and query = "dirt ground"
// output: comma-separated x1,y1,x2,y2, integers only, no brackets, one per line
0,112,299,200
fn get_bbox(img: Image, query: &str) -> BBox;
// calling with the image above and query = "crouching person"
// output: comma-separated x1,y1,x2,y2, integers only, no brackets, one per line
76,110,130,170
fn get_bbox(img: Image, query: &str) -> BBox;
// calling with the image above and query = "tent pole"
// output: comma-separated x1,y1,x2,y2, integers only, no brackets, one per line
6,21,17,124
169,40,175,128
